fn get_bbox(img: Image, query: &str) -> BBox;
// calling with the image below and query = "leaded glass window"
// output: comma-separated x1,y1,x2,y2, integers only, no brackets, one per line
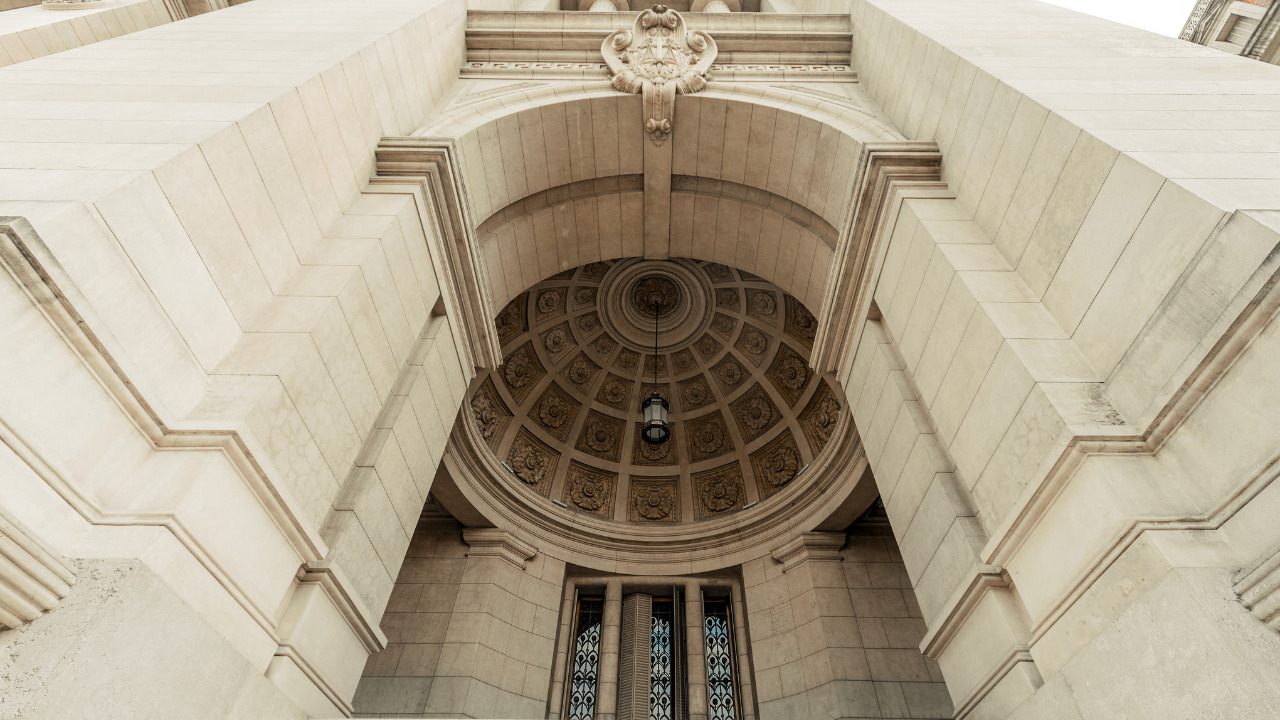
650,597,675,720
704,598,738,720
567,596,604,720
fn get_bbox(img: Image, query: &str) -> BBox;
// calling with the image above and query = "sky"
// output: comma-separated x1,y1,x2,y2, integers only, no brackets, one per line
1041,0,1201,37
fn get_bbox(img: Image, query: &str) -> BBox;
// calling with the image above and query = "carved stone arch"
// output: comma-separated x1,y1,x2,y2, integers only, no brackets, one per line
413,83,904,230
472,174,842,314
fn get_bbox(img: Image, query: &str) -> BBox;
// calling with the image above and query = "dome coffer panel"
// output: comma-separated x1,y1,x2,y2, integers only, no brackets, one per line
470,258,847,526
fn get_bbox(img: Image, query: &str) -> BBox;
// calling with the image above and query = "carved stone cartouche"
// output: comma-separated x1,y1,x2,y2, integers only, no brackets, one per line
601,6,718,145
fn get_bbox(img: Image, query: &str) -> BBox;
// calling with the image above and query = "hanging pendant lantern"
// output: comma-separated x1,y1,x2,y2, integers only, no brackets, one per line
641,299,671,445
641,392,670,445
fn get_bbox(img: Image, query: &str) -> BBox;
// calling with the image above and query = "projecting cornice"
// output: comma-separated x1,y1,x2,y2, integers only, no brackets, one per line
770,532,845,572
374,138,505,371
462,528,538,569
811,142,947,376
460,10,854,81
0,509,75,630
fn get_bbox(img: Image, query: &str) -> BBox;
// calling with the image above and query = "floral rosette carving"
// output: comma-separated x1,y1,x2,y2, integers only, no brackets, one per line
536,289,563,316
632,275,681,316
760,443,798,487
616,348,640,370
679,375,711,410
716,288,739,309
501,344,543,401
704,263,733,283
786,296,818,344
710,314,736,337
694,334,721,358
591,334,618,356
586,424,616,452
695,465,743,517
692,424,724,455
599,376,630,408
471,393,500,440
510,442,548,487
578,313,602,334
810,396,841,445
775,354,808,390
577,411,624,462
538,394,574,432
633,483,675,520
748,290,777,320
737,327,769,365
580,262,609,281
738,395,773,431
711,356,746,392
562,354,600,390
568,474,609,511
494,296,526,343
542,324,574,359
687,412,732,461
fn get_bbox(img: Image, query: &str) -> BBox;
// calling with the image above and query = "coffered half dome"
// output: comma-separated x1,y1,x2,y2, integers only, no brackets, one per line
465,258,850,530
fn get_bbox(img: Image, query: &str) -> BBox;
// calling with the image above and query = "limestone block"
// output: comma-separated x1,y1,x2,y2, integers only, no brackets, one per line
323,511,394,617
912,273,980,406
1,559,302,720
1059,568,1280,719
1107,208,1280,425
948,343,1034,486
1072,181,1225,378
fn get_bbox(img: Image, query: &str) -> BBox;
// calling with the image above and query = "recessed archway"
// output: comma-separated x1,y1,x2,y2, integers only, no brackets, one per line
431,257,878,575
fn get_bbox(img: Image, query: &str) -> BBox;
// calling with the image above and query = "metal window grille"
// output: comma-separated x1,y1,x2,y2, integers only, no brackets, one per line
650,598,676,720
704,598,739,720
566,596,604,720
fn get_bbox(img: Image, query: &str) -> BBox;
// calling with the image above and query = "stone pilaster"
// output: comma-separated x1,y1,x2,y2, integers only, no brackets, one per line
596,578,624,720
685,579,709,720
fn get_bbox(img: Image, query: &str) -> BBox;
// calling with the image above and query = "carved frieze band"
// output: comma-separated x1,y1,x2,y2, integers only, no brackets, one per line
460,61,856,82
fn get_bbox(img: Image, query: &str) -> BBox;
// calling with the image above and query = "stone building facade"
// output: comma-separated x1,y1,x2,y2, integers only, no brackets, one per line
3,0,1280,719
1181,0,1280,61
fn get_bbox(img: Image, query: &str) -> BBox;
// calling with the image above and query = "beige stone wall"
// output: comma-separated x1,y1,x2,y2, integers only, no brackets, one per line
1,560,305,720
8,0,1280,717
826,0,1280,717
0,0,176,69
355,523,565,718
0,0,513,714
744,530,951,719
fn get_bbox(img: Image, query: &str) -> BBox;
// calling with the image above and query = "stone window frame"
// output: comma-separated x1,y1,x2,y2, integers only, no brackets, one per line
548,575,757,720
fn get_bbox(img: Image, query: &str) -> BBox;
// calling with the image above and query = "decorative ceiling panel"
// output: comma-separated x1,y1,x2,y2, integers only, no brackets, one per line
468,258,847,525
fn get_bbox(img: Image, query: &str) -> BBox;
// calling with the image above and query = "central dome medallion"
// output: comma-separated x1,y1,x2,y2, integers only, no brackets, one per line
600,259,712,352
633,275,681,318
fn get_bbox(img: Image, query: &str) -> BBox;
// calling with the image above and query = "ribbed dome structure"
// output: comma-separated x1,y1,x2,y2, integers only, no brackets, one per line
467,258,846,524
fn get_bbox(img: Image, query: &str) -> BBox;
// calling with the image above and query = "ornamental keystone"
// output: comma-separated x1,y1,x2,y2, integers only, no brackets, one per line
602,6,718,145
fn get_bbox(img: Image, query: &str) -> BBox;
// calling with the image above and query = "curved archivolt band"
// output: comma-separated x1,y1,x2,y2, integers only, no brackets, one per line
407,83,904,328
413,82,904,230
